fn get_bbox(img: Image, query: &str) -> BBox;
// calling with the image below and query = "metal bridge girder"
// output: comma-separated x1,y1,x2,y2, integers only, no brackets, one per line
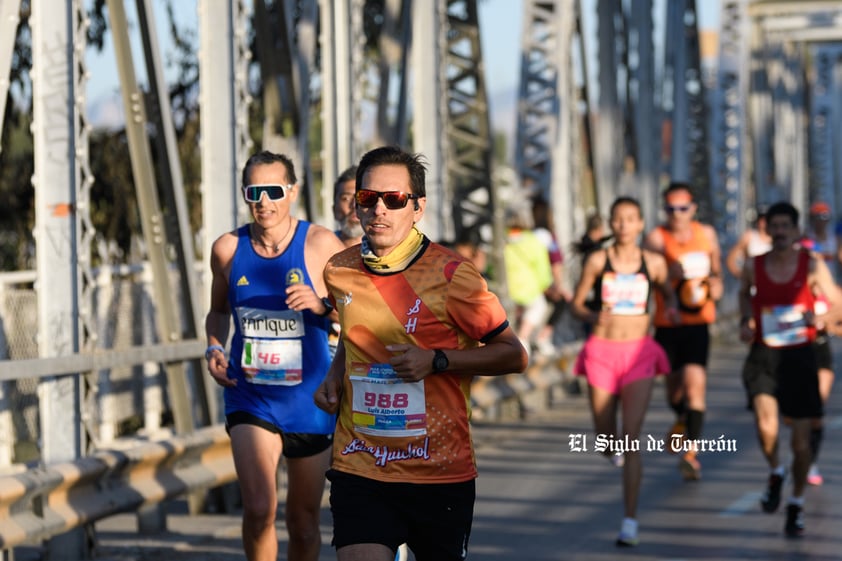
628,0,659,228
515,0,565,197
105,0,201,438
708,0,750,250
590,0,623,215
808,45,842,210
709,0,842,245
514,0,579,256
665,0,711,219
438,0,503,294
442,0,494,241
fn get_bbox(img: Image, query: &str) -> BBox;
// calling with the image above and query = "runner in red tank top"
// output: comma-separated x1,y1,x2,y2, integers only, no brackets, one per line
738,201,842,538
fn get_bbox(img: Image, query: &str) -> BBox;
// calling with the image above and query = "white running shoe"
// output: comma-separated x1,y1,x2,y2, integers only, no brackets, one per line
601,451,625,468
616,518,638,547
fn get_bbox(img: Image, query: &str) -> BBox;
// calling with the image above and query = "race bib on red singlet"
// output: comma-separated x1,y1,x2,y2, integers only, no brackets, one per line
761,304,808,347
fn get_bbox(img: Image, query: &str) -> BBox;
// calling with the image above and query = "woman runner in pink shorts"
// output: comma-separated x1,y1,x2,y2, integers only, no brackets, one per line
571,196,678,547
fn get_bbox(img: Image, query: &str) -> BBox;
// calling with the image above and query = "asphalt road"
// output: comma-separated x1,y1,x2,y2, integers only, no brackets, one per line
12,342,842,561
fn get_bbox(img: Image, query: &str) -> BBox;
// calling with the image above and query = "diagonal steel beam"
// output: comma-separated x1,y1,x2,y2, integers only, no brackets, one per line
134,0,214,428
105,0,196,437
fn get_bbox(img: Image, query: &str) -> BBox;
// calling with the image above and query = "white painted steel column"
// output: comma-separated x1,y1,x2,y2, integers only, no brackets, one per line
289,0,319,220
199,0,242,276
334,0,355,170
31,0,87,557
31,0,83,464
319,0,338,216
411,0,446,240
549,0,576,257
198,4,250,425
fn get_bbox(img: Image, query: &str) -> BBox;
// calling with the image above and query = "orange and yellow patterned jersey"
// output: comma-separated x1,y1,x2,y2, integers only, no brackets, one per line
324,239,509,483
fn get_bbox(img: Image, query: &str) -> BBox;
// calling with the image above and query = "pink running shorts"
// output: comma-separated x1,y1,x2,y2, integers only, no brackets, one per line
574,336,671,395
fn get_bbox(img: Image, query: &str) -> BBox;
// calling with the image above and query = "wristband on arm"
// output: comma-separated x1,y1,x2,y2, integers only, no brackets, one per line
205,344,225,361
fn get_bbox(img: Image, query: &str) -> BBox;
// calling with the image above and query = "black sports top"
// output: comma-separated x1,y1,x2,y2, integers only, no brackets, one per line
592,250,652,315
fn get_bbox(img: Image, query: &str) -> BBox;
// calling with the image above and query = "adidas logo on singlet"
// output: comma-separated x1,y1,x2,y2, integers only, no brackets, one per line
237,276,249,286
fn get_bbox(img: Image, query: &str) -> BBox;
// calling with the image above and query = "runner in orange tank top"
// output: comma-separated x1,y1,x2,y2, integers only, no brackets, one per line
643,182,723,481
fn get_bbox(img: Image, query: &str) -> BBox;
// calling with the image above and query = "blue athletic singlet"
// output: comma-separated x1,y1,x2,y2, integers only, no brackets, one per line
224,222,336,434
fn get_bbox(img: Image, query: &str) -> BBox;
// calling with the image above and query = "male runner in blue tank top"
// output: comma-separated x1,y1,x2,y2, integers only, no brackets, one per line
205,151,346,561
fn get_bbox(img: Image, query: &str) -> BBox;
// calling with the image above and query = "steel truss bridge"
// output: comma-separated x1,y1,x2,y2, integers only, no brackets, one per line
0,0,841,558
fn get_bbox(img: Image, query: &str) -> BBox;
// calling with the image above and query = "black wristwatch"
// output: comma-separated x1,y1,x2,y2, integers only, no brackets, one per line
320,297,334,316
432,349,449,373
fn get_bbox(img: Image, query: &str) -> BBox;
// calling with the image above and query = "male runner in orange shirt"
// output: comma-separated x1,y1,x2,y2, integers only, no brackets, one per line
315,145,528,561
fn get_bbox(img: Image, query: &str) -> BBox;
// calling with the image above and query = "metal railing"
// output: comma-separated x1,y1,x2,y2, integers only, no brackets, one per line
0,424,235,550
0,265,590,558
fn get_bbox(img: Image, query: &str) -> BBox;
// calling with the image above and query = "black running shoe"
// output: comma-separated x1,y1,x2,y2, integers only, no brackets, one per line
784,504,804,538
760,473,784,513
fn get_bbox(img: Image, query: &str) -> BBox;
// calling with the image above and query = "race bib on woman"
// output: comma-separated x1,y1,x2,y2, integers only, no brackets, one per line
601,272,648,315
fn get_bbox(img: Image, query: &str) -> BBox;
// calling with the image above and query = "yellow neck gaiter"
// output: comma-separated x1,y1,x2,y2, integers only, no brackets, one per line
361,226,426,272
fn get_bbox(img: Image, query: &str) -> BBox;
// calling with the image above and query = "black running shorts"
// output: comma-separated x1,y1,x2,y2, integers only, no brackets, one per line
654,324,710,370
814,335,833,371
225,410,333,458
741,343,823,419
327,469,475,561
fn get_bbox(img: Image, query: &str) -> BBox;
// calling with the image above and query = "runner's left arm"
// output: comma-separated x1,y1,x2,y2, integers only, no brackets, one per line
705,225,724,301
647,250,679,323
